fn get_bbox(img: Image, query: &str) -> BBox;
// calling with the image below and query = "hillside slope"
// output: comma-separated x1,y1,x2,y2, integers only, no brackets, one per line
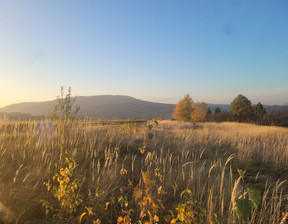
0,95,175,120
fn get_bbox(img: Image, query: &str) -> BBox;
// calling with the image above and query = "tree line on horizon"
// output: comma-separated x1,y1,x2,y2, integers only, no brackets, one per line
173,94,288,127
0,87,287,126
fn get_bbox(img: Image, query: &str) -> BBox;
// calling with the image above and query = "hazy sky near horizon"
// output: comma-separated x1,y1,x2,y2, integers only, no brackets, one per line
0,0,288,107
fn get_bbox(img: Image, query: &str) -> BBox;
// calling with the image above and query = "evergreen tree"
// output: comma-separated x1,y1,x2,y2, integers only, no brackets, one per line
207,107,212,116
215,106,221,114
230,94,253,122
253,102,266,123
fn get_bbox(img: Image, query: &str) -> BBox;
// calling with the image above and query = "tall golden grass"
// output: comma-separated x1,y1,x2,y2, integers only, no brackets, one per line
0,119,287,223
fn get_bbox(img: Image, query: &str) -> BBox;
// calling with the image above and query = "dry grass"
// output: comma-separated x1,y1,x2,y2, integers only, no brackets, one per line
0,120,287,223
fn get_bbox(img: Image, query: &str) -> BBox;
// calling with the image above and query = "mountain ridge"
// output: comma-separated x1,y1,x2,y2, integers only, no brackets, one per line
0,95,176,120
0,95,285,120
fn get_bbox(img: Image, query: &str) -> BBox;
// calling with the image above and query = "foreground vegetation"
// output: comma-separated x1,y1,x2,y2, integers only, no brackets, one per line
0,120,288,223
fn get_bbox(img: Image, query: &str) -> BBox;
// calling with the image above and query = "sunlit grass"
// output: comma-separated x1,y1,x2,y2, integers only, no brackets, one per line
0,119,287,223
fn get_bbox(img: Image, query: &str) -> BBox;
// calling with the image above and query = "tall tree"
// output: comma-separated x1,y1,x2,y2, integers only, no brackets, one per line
191,102,208,122
253,102,266,122
230,94,253,122
172,94,193,122
215,106,221,114
207,107,212,114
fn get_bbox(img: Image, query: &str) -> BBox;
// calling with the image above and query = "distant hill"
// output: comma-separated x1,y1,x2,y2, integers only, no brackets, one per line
0,100,57,116
0,95,285,120
207,104,230,112
0,95,176,120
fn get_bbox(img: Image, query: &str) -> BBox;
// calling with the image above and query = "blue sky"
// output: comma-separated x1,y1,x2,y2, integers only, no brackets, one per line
0,0,287,107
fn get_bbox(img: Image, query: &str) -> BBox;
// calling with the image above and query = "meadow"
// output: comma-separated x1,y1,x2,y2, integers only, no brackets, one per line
0,119,287,223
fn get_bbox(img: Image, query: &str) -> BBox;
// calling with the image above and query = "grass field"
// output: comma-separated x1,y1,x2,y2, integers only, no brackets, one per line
0,120,287,223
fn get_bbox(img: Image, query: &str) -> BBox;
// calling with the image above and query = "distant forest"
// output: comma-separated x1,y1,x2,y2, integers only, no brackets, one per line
173,94,288,127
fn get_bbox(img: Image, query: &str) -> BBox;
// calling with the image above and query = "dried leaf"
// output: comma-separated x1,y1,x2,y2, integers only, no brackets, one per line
142,171,151,186
133,187,142,202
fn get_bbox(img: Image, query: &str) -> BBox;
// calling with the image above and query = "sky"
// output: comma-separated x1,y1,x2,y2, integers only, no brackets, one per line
0,0,288,107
